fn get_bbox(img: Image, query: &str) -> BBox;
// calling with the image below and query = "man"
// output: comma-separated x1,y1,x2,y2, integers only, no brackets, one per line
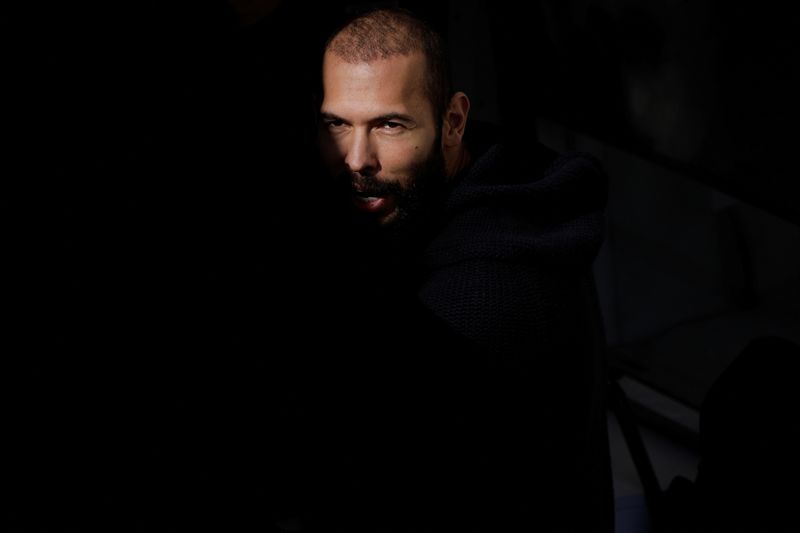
298,7,613,533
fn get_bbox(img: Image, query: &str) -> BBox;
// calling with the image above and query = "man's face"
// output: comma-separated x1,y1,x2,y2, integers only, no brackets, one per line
319,51,444,233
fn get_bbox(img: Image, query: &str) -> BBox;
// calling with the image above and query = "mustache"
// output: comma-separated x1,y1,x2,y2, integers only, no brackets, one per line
339,171,404,197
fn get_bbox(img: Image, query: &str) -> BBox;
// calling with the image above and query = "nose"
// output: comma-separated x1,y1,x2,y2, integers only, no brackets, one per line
344,129,379,175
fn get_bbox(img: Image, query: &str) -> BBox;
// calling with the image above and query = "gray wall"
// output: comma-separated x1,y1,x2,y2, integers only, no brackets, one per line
538,118,800,406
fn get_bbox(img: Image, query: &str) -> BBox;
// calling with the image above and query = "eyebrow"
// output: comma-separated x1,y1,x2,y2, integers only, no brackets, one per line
319,111,416,125
372,113,416,124
319,112,347,123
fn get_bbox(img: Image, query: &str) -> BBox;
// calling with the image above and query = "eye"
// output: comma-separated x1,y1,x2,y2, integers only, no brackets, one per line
380,121,406,133
324,119,345,129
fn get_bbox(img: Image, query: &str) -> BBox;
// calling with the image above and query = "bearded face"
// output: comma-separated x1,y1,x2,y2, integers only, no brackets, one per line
319,51,446,240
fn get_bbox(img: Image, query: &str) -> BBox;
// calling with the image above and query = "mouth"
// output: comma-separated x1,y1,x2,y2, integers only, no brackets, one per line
345,176,401,221
352,191,390,213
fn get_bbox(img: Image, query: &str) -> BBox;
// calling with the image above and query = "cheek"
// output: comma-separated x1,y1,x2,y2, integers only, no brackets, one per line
319,135,345,167
381,139,433,178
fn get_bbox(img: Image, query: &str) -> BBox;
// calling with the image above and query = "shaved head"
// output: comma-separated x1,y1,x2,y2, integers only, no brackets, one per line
325,8,451,123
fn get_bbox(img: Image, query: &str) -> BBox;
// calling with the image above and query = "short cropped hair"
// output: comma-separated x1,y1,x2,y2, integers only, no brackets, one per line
324,8,451,123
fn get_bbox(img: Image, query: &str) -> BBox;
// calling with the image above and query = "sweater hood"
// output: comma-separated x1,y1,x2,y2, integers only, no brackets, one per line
424,125,608,269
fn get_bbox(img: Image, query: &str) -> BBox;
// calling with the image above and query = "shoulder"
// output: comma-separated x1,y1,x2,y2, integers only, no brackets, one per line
462,120,605,187
418,255,591,355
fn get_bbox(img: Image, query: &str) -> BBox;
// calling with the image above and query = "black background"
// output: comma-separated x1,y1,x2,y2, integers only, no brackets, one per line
5,0,799,529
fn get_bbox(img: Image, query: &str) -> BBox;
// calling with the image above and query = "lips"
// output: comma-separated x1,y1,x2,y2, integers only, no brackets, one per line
346,177,399,219
352,193,392,214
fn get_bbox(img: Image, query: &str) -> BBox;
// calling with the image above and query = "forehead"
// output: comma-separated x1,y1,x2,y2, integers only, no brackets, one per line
321,51,431,121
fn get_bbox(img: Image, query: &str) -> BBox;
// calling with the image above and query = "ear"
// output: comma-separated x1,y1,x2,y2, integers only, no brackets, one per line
441,92,470,148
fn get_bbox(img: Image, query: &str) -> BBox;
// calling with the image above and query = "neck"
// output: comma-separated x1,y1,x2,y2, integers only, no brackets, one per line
446,145,471,182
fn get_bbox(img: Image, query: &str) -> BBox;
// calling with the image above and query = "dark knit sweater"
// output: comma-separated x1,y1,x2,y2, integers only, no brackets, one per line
420,125,608,356
299,124,614,533
418,125,613,532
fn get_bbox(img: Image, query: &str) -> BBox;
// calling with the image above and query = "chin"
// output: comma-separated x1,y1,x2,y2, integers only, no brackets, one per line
377,209,401,227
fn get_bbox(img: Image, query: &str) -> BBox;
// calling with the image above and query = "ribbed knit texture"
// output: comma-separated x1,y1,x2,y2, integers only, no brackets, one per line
419,127,608,356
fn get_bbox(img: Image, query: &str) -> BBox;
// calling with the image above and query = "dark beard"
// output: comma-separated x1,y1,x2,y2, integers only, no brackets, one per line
381,145,446,244
337,139,446,247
